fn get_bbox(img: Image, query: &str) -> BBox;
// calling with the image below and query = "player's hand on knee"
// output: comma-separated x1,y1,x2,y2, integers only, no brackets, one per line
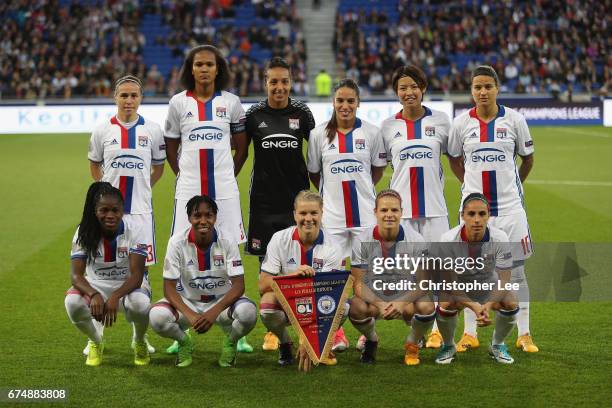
476,302,492,327
90,292,104,322
297,344,313,373
193,314,214,333
103,294,120,327
382,302,402,320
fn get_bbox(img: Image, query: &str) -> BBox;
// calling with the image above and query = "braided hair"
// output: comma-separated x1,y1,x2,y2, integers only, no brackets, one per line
186,195,218,217
77,182,124,263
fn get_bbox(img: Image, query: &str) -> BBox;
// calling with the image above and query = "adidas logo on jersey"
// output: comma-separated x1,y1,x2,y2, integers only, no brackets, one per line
187,259,195,266
186,112,193,118
469,132,478,139
258,121,268,128
329,143,336,149
110,139,118,145
287,258,297,265
394,132,402,139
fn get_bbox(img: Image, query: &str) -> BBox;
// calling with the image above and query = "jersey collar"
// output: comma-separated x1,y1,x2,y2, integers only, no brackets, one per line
373,224,405,242
460,225,490,242
395,106,432,121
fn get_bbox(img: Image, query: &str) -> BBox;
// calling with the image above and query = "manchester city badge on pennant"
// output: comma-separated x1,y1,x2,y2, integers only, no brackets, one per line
271,270,353,365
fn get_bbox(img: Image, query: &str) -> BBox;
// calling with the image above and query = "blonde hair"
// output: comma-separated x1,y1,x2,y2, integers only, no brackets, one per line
375,189,402,208
294,190,323,209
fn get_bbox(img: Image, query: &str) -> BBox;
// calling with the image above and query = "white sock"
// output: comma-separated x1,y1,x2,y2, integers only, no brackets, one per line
124,291,150,342
431,301,439,332
149,305,185,342
228,301,257,342
492,308,519,345
350,317,378,341
260,309,291,344
513,264,531,336
463,308,478,337
407,311,436,344
436,307,458,346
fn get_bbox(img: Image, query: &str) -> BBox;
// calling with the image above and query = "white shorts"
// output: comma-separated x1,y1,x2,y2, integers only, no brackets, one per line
489,209,533,261
153,296,255,329
66,277,152,306
124,213,157,266
326,225,371,260
401,216,450,241
171,196,246,244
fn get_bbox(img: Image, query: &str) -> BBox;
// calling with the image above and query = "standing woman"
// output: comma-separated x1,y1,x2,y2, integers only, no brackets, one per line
447,65,537,353
88,74,165,355
65,182,151,366
245,57,316,352
307,78,386,352
379,65,452,348
164,45,250,353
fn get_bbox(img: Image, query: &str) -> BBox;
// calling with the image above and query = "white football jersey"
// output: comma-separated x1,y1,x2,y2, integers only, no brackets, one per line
70,219,148,292
89,115,166,214
381,107,451,219
307,118,386,229
165,90,246,200
261,226,342,275
438,224,513,276
163,227,244,302
351,225,427,269
448,105,534,216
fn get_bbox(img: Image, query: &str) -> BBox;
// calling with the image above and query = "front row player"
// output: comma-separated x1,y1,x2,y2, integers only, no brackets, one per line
148,196,257,368
434,193,519,364
65,182,152,366
349,189,436,365
258,191,343,367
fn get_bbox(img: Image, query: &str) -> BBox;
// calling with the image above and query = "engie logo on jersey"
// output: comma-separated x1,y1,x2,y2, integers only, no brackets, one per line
330,159,364,174
289,118,299,130
399,145,433,160
425,126,436,137
261,134,299,149
355,139,366,150
188,126,223,141
213,255,225,267
317,295,336,315
189,276,226,290
496,128,508,139
471,148,506,163
110,154,145,169
296,297,313,315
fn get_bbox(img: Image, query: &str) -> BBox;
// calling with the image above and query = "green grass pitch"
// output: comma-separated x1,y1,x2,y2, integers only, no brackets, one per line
0,126,611,407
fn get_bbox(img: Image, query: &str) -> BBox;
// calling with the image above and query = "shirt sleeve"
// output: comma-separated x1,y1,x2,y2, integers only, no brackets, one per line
306,128,322,174
447,117,464,158
302,106,316,139
515,113,534,157
164,99,182,139
380,122,393,163
163,239,182,280
369,124,387,167
87,127,104,163
438,113,451,155
225,240,245,277
229,96,246,135
260,233,282,275
70,228,87,260
150,123,167,163
350,233,367,269
127,223,148,257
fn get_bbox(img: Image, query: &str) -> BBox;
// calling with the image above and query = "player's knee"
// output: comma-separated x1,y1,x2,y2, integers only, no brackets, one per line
233,300,258,329
125,292,151,317
500,300,519,312
149,305,175,332
65,293,89,322
259,307,286,329
415,301,435,316
348,297,368,319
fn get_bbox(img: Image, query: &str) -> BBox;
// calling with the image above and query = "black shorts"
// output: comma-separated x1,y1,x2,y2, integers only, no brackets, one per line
246,211,294,256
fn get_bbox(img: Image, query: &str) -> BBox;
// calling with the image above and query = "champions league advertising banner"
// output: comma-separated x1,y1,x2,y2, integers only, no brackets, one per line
271,271,353,365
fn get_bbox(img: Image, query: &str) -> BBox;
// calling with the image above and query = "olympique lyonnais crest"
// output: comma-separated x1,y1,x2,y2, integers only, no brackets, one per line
355,139,366,149
216,107,227,118
213,255,225,267
496,128,508,139
271,271,353,365
312,258,324,271
289,118,300,130
138,135,148,147
425,126,436,137
117,247,128,258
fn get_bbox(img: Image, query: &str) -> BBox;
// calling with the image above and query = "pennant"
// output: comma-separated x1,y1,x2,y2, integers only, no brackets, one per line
271,271,353,365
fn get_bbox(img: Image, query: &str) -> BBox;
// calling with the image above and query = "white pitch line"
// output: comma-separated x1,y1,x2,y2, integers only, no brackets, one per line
547,127,612,138
526,179,612,187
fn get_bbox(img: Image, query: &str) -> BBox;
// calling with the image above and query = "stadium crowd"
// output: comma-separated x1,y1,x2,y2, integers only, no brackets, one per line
0,0,307,99
1,0,609,99
334,0,610,96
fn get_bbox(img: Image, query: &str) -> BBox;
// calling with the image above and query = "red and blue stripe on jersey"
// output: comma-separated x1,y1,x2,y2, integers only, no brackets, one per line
102,221,125,262
395,108,432,218
373,225,405,258
469,105,506,216
292,228,324,266
110,116,145,213
188,227,218,272
337,119,363,227
187,91,222,199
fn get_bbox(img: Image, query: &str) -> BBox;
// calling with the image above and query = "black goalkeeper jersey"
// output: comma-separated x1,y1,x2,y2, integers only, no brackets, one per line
246,98,316,213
